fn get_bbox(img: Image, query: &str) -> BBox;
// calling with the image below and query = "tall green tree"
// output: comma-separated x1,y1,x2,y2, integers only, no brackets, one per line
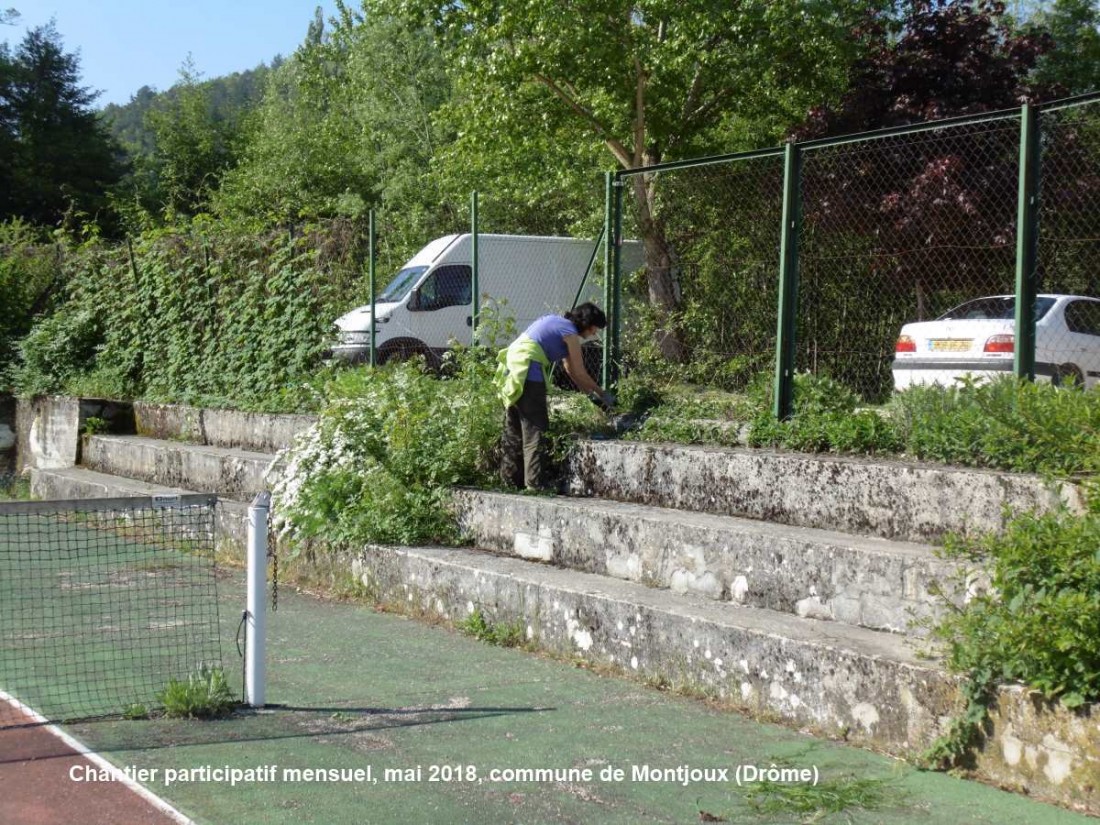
215,4,453,257
0,24,123,228
1029,0,1100,94
142,59,243,217
386,0,891,360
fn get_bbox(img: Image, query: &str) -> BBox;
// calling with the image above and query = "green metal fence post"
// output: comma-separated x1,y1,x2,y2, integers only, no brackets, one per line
1014,103,1040,381
602,172,613,388
773,141,803,420
368,208,377,368
611,173,624,389
471,191,480,345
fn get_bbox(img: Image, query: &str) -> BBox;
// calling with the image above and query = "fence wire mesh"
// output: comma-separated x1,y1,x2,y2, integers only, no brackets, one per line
1038,100,1100,386
0,494,224,723
613,95,1100,405
799,115,1022,401
619,154,785,392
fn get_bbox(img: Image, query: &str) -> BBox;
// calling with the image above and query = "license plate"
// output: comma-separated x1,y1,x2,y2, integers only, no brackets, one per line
929,339,972,353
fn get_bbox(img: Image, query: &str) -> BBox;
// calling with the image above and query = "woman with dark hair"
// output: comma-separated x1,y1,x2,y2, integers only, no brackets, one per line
494,302,616,490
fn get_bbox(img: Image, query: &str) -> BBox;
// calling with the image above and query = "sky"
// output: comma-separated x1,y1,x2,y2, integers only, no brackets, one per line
5,0,341,107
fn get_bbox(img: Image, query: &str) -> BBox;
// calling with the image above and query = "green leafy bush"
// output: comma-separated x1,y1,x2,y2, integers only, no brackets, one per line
14,306,105,396
933,507,1100,710
270,351,502,550
887,376,1100,477
628,372,1099,477
10,219,367,410
0,221,63,390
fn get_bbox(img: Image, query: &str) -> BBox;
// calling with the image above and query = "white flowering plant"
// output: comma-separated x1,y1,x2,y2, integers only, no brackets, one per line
268,347,502,552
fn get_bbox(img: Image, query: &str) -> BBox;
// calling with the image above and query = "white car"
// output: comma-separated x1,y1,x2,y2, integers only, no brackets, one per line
892,294,1100,391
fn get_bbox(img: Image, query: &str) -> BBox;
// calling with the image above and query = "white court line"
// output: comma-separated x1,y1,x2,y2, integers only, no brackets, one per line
0,689,195,825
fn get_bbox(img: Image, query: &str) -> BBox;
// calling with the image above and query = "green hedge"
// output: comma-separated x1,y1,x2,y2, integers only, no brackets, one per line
10,219,368,410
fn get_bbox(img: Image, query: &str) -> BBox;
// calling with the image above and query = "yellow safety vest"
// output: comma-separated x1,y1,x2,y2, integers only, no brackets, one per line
494,335,552,407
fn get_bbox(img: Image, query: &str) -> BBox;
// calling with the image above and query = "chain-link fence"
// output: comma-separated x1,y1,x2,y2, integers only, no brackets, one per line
612,92,1100,410
617,154,785,393
1038,98,1100,387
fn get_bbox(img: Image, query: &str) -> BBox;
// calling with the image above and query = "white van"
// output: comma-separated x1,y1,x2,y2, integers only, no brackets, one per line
332,233,642,364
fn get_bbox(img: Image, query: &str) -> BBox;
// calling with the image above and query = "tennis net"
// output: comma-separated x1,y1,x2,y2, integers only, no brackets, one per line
0,494,225,723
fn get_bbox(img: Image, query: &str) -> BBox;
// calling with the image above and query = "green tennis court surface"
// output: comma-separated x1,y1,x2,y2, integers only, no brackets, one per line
0,497,224,722
52,576,1091,825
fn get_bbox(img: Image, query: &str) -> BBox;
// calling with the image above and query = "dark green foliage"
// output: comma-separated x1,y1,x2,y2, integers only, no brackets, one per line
934,504,1100,710
11,219,368,409
0,221,63,386
0,24,125,229
1030,0,1100,95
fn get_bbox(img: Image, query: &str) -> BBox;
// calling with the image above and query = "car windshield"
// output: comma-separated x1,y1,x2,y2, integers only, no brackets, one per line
936,296,1056,321
377,266,427,303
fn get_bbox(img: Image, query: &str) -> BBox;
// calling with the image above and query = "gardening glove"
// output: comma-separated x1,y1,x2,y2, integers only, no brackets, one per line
589,390,617,412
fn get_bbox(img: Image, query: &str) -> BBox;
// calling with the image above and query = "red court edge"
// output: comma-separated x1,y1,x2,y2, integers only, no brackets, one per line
0,694,190,825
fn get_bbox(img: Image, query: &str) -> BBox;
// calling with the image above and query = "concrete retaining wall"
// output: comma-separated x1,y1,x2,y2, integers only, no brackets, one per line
453,489,973,635
569,440,1083,542
134,401,314,453
323,543,1098,815
83,435,272,500
14,397,134,473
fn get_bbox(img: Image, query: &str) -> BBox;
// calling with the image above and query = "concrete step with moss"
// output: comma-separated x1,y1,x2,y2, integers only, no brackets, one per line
133,401,315,454
566,439,1082,543
452,489,976,636
82,434,275,501
337,540,956,755
29,465,250,555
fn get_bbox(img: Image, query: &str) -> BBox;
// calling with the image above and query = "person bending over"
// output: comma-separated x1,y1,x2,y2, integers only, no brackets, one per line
494,302,615,490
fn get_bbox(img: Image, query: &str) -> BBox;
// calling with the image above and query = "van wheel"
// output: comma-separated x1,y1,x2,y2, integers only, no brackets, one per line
378,339,438,370
1055,363,1084,387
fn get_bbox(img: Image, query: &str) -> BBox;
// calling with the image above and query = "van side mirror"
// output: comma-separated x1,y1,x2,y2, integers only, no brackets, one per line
409,288,420,311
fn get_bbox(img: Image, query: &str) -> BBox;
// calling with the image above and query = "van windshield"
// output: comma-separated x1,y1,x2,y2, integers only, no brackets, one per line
378,266,427,303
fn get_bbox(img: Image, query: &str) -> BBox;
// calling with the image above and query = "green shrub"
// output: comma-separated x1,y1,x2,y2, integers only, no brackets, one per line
933,506,1100,710
888,376,1100,478
157,665,236,718
457,608,526,647
270,350,502,550
0,221,63,390
13,306,105,396
9,219,367,409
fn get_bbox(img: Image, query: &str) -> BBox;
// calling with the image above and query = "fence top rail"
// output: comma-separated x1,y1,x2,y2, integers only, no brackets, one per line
1039,89,1100,113
0,493,218,516
617,146,784,179
616,90,1100,178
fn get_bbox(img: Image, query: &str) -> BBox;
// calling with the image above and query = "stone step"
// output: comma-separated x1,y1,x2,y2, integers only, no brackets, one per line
29,466,249,555
133,401,315,454
341,541,956,754
453,489,975,635
567,439,1082,542
83,435,274,502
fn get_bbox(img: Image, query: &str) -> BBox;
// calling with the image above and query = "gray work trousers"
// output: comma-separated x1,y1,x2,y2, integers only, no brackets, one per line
501,379,550,490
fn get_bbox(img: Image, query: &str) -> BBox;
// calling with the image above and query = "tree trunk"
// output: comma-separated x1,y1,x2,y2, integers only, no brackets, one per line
630,170,687,363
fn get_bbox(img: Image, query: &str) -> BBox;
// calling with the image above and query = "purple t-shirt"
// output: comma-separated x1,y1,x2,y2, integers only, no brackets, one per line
524,315,579,381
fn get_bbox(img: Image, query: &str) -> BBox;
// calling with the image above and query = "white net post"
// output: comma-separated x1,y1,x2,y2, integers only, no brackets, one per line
246,492,270,708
